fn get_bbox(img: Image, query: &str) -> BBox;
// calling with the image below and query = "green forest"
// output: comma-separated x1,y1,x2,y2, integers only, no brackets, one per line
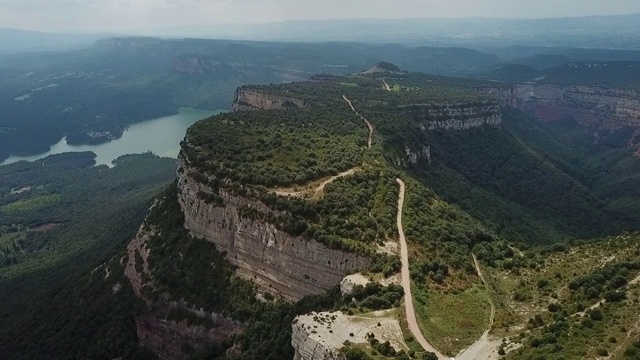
0,152,176,358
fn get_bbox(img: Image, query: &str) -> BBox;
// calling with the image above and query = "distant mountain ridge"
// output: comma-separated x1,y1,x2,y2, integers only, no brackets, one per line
136,14,640,49
0,28,115,54
2,13,640,55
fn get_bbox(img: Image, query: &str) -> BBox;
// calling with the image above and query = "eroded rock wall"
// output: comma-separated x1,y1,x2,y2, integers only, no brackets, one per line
177,158,370,300
232,87,308,112
124,207,241,360
399,101,502,130
488,84,640,129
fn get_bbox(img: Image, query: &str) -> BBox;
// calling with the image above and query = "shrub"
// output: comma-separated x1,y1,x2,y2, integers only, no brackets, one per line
589,309,603,321
548,303,562,313
423,352,438,360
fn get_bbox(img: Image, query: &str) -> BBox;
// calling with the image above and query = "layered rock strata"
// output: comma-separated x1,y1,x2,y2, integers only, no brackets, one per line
177,159,371,300
399,101,502,130
488,84,640,129
232,87,308,111
124,210,241,359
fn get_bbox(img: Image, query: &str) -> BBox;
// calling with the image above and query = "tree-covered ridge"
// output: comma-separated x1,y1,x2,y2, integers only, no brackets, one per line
184,107,367,187
249,72,493,107
181,71,501,255
485,61,640,90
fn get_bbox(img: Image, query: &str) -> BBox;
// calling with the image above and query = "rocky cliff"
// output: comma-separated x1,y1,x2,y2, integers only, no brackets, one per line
488,84,640,129
291,311,405,360
232,87,308,111
399,101,502,130
177,158,370,300
124,210,241,360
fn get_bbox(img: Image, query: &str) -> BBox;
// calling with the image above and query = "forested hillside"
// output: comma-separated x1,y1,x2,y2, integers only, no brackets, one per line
0,153,176,358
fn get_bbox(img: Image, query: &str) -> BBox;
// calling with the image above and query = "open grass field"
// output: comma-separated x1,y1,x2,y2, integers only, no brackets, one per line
413,283,491,356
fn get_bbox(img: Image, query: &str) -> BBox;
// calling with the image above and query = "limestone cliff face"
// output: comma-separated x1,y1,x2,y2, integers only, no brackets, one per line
124,211,241,360
399,101,502,130
393,145,431,168
292,321,345,360
232,87,308,112
488,84,640,129
177,158,370,300
124,222,152,299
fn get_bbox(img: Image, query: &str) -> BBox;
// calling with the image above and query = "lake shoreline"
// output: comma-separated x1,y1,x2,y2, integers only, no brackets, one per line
1,108,224,167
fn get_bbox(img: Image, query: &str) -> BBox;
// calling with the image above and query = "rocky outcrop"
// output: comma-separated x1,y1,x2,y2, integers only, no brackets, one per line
399,101,502,130
488,84,640,129
232,87,308,112
340,273,371,296
177,158,370,300
124,217,155,298
136,314,239,360
124,205,241,360
393,145,431,167
292,311,405,360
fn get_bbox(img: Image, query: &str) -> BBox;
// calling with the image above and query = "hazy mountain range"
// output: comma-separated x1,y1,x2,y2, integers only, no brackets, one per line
2,13,640,54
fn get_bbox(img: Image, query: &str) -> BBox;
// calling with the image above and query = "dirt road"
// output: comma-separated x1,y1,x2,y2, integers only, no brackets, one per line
343,95,373,149
456,255,499,360
274,168,357,197
396,178,447,360
382,79,392,91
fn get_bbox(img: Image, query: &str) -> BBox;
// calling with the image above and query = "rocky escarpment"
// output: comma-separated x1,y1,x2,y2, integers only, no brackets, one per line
232,87,308,112
124,213,241,359
292,311,405,360
399,101,502,130
177,159,370,300
488,84,640,129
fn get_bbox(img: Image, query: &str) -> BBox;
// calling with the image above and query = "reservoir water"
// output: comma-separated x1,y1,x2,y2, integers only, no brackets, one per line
1,108,223,167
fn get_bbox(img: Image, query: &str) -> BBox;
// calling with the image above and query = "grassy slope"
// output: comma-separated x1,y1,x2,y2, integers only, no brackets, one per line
480,234,640,359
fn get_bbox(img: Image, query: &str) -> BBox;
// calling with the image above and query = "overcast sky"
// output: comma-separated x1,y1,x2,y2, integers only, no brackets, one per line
1,0,640,33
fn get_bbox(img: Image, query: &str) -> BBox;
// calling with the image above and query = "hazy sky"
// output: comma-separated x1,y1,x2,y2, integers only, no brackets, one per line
1,0,640,33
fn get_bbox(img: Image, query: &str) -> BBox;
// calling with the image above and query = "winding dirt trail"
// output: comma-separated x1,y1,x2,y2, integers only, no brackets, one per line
343,95,373,149
274,168,357,197
473,254,495,329
382,79,392,92
396,178,447,360
455,255,499,360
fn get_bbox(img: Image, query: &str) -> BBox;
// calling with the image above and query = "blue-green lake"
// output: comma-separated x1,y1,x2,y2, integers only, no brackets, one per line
1,108,223,167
